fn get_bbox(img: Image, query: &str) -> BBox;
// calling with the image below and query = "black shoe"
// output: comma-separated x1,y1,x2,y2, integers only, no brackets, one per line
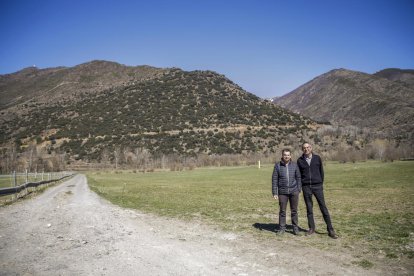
328,231,338,239
293,228,300,235
306,229,315,236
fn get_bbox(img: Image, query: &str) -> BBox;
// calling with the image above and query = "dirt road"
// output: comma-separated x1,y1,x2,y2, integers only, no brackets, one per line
0,175,388,275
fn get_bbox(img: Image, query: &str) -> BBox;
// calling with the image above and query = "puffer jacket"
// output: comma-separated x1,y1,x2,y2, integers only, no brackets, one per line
272,160,302,196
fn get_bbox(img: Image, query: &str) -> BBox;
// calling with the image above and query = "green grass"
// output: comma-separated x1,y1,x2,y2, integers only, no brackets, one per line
325,161,414,259
352,259,374,269
0,177,13,188
86,161,414,263
87,166,270,227
0,174,49,188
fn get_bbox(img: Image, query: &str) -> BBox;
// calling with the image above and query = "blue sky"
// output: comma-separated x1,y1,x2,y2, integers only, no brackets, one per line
1,0,413,98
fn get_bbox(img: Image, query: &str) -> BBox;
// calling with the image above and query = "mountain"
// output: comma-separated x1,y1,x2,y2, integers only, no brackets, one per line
273,68,414,140
0,61,315,161
0,60,166,109
374,68,414,88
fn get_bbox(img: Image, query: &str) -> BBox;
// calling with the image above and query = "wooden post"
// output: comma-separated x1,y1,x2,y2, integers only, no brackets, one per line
25,169,29,196
258,160,261,169
13,171,17,201
122,183,127,204
13,171,17,187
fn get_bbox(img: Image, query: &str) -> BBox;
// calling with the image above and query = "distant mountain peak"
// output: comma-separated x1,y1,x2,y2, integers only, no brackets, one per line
273,68,414,138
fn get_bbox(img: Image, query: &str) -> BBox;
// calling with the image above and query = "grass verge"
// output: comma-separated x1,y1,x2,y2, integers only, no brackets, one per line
86,161,414,266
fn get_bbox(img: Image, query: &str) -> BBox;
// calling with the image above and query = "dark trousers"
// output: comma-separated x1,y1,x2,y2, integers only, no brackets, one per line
278,192,299,230
302,184,334,232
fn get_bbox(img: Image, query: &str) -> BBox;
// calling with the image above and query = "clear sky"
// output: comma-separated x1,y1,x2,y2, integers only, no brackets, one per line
1,0,413,98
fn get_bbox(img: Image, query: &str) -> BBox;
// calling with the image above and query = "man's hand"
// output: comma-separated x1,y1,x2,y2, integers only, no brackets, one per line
273,195,278,200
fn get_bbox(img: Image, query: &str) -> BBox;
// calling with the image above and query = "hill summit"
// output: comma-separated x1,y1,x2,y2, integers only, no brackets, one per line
1,61,314,162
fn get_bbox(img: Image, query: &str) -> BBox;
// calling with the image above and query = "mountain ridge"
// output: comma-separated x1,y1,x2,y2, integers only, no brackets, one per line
273,68,414,141
0,60,169,109
1,60,316,161
373,68,414,88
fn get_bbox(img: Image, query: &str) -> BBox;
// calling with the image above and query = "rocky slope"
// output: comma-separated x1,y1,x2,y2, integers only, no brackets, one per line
273,68,414,141
0,60,166,108
374,68,414,89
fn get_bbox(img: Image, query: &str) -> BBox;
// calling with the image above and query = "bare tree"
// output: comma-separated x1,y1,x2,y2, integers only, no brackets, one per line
51,156,61,171
160,154,167,170
26,144,38,172
100,148,110,169
5,144,18,172
58,152,67,170
134,147,150,172
114,147,122,170
372,139,387,161
122,146,131,167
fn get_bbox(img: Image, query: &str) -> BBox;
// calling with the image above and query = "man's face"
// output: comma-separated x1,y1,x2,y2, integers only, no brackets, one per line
282,151,291,163
302,143,312,155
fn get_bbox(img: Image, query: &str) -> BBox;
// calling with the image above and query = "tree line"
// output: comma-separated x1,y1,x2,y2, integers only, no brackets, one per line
1,131,412,174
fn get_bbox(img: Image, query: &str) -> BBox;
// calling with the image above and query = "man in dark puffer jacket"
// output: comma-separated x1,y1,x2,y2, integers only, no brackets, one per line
272,149,302,235
297,142,338,239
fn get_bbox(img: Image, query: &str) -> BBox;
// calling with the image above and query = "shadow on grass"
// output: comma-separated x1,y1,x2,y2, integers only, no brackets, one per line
253,223,308,235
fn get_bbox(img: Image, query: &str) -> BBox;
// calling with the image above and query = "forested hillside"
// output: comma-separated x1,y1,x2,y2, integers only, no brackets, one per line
1,62,313,165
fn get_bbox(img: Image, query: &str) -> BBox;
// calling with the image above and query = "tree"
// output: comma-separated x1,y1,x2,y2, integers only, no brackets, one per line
27,144,38,172
135,147,150,172
122,146,131,166
114,147,122,169
372,139,387,161
100,149,110,168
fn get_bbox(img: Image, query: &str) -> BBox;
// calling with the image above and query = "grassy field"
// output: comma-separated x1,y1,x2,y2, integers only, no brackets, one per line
86,161,414,266
0,174,49,188
0,176,14,188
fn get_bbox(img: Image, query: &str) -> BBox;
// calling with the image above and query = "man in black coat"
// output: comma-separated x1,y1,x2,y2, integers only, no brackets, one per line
297,142,338,239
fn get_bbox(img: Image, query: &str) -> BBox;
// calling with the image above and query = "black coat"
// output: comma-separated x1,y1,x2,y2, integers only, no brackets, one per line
297,154,324,185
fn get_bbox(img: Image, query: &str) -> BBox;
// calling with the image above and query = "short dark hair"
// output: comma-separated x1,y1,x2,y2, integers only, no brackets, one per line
302,142,311,148
282,148,291,155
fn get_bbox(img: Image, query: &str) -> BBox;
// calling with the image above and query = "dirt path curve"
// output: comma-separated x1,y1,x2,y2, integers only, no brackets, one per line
0,175,382,275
